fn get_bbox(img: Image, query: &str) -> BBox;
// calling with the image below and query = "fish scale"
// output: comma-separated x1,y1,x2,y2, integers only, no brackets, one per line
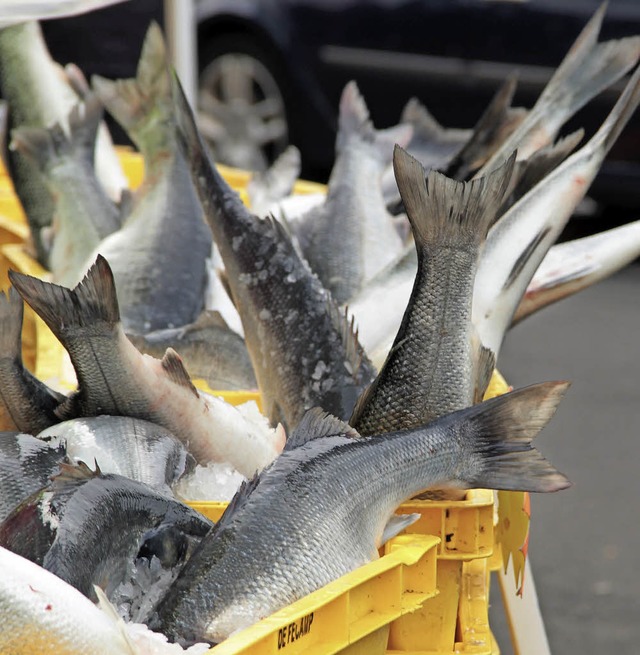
149,382,570,646
351,147,515,436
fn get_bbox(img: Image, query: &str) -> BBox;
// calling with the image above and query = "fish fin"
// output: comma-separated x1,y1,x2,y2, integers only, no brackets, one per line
401,97,444,136
216,268,238,309
161,348,199,398
285,407,359,451
92,22,170,135
394,145,516,249
336,81,411,161
474,342,496,404
482,5,640,170
189,309,230,331
94,586,139,654
9,255,120,339
379,513,421,547
247,145,301,213
208,475,262,537
64,62,91,98
446,74,522,179
66,91,103,163
508,128,584,206
328,303,372,385
502,226,553,292
591,62,640,156
536,4,640,121
10,123,67,171
50,459,101,489
449,381,572,492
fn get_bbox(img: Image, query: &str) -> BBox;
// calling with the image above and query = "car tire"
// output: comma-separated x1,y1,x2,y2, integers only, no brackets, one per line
197,33,291,172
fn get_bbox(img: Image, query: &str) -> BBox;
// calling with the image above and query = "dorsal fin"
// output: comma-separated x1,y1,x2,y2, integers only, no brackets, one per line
50,459,101,489
474,341,497,404
161,348,199,398
285,407,359,451
327,301,372,385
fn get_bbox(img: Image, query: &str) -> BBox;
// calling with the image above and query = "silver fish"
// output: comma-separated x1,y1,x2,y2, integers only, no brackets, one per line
37,416,192,492
0,546,137,655
514,219,640,324
149,381,570,646
0,286,65,434
478,3,640,174
11,92,123,286
8,256,284,476
90,23,212,334
295,81,410,304
0,20,126,264
172,73,377,431
350,146,515,435
0,432,65,522
127,310,257,391
246,145,301,218
474,64,640,358
0,461,213,604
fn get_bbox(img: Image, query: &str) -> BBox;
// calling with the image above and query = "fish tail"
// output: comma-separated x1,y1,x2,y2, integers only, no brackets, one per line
337,81,412,160
92,22,170,136
589,63,640,156
457,381,571,492
446,74,523,179
529,5,639,141
10,92,102,170
8,255,120,341
393,145,516,248
0,287,24,362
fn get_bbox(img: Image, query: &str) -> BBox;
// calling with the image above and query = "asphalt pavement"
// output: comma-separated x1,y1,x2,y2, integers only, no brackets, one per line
488,261,640,653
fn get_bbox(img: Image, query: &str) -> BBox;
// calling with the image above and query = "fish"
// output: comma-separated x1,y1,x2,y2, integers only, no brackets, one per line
172,73,377,431
148,381,570,646
513,219,640,324
478,3,640,175
445,75,526,181
380,97,471,204
0,286,65,434
0,461,213,604
0,20,126,264
90,22,212,334
0,99,8,169
127,310,257,391
0,545,138,655
473,64,640,358
294,81,411,304
246,145,301,218
350,146,515,436
0,431,65,522
8,255,285,477
37,416,193,492
10,92,123,287
345,244,417,369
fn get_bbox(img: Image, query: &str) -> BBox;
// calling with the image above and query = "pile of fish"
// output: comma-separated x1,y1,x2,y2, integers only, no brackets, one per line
0,3,639,651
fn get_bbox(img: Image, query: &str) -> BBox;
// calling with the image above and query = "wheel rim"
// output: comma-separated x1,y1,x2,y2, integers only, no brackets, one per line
197,53,289,171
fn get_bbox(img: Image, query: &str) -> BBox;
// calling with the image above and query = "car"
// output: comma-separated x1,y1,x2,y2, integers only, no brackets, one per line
194,0,640,208
36,0,640,208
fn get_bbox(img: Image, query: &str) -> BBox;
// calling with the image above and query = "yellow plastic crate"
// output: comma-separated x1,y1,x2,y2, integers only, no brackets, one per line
0,149,505,655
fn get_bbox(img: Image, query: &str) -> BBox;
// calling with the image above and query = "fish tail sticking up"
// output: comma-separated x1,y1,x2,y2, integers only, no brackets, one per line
535,3,640,122
393,145,516,249
448,381,572,493
590,63,640,156
10,91,102,171
92,22,170,137
8,255,120,341
445,74,523,180
337,81,412,160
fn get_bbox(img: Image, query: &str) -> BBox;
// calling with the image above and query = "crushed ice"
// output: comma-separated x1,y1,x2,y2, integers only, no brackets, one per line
174,460,245,502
